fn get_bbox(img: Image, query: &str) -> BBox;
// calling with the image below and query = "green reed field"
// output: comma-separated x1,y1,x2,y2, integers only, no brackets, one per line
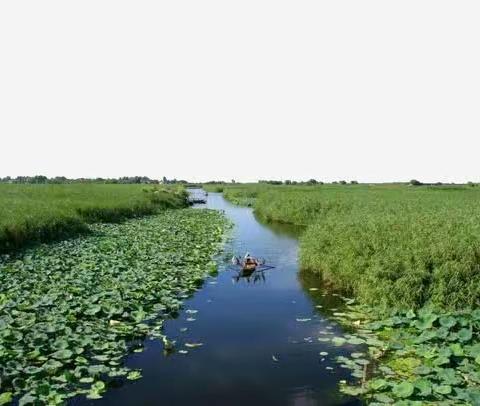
0,184,187,253
214,183,480,310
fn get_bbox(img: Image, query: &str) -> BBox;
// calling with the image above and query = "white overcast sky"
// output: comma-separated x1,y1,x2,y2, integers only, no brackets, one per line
1,1,479,183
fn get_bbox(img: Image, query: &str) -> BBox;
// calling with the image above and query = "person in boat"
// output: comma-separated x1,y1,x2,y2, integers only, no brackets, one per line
243,252,258,267
232,252,261,268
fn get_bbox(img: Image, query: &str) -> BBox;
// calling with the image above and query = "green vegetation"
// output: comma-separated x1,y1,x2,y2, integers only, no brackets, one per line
202,184,224,193
325,299,480,404
300,272,480,404
218,183,480,310
299,192,480,311
204,184,261,206
0,208,227,404
224,186,259,207
0,184,187,253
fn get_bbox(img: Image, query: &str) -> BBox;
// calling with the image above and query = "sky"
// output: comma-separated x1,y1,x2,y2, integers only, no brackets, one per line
1,1,479,183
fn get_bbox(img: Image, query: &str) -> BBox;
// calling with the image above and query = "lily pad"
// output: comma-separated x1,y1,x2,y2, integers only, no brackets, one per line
126,371,142,380
0,393,13,406
392,381,414,398
332,337,347,346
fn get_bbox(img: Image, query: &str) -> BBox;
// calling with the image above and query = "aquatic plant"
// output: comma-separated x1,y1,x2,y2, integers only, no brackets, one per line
222,185,262,207
330,304,480,404
0,209,227,404
202,184,224,193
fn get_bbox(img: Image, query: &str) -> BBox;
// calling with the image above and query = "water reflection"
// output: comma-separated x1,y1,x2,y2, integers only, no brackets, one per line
231,267,267,284
253,212,305,239
297,270,349,311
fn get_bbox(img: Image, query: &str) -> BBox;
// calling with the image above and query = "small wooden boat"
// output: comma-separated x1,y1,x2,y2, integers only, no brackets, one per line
229,255,275,283
232,254,264,271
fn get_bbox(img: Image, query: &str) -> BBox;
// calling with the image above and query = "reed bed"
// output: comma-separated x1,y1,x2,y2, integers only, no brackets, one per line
220,184,480,310
0,184,187,253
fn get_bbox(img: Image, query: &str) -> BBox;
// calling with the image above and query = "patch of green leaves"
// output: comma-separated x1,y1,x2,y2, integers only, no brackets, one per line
335,307,480,404
0,209,227,403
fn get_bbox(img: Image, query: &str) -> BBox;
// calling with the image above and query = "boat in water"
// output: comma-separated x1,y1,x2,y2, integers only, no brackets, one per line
231,253,267,271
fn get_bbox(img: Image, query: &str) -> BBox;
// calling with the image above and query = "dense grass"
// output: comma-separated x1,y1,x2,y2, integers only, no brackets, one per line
203,184,261,206
202,184,225,193
218,184,480,310
0,184,187,253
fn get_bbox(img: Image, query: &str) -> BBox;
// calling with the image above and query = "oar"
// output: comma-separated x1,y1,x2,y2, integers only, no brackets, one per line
257,265,275,271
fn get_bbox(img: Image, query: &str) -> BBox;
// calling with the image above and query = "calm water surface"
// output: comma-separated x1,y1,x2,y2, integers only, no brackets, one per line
78,192,362,406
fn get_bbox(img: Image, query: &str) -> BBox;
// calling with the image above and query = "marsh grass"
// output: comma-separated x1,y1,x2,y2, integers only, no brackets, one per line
221,185,262,207
220,184,480,310
0,184,187,253
202,184,224,193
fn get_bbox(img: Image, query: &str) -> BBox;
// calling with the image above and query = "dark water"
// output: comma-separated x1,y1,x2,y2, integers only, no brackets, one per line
78,193,361,406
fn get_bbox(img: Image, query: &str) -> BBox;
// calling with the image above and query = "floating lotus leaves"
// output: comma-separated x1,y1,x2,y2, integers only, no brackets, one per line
347,337,365,345
392,381,415,398
413,378,432,397
0,209,228,402
368,378,388,391
339,384,365,397
373,393,394,403
87,380,106,399
51,349,73,360
126,371,142,381
434,384,452,395
332,337,347,346
0,393,12,406
332,305,480,404
457,328,473,342
413,313,438,330
439,316,457,329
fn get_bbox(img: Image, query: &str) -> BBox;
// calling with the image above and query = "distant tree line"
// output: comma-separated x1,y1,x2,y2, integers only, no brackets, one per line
259,180,284,185
410,179,477,187
332,180,359,185
161,177,189,185
284,179,324,185
260,179,359,186
0,176,190,185
204,180,236,184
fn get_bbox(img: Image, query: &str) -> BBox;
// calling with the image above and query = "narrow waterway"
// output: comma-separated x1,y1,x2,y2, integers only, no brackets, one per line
82,192,362,406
